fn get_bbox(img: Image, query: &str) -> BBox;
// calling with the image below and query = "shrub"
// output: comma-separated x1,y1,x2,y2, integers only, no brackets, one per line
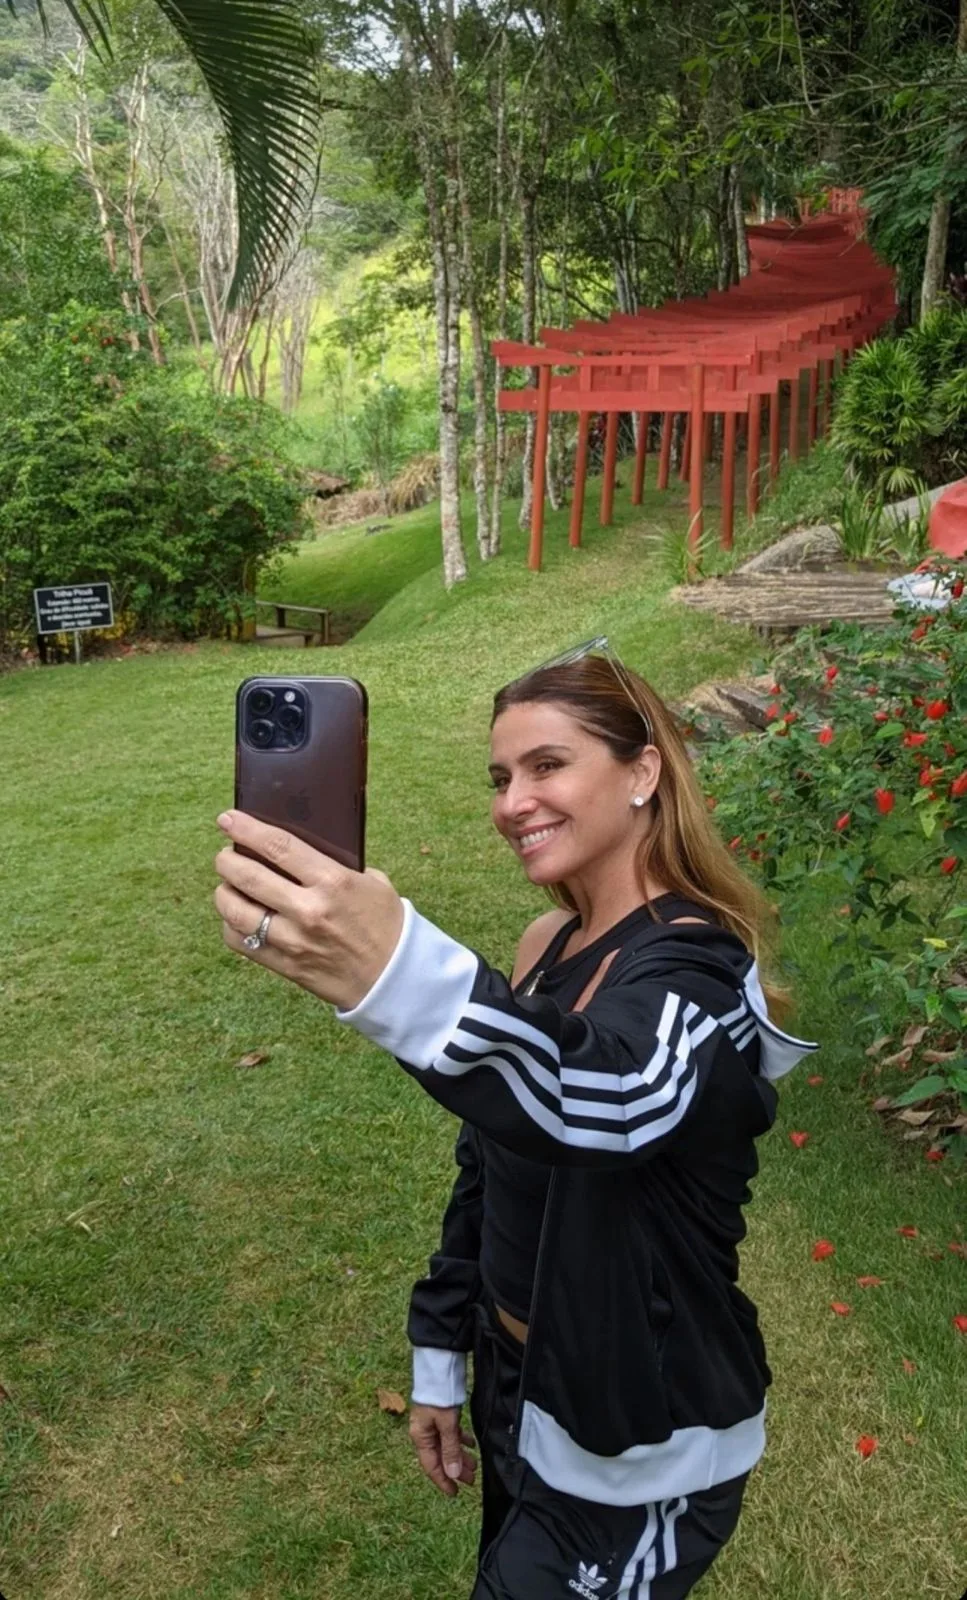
0,305,308,648
697,563,967,1156
833,305,967,489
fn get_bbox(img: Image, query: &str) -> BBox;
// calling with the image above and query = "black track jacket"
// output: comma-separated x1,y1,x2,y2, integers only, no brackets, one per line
336,900,817,1506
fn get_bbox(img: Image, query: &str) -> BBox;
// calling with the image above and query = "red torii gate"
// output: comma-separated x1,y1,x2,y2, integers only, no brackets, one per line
493,210,897,570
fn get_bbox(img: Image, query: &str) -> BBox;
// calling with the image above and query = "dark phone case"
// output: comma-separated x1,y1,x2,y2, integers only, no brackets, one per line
234,676,367,873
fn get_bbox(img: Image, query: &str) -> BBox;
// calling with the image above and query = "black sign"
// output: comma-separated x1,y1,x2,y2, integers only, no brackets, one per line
33,583,114,635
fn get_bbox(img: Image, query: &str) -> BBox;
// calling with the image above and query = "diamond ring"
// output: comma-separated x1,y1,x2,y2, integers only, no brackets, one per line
242,910,273,951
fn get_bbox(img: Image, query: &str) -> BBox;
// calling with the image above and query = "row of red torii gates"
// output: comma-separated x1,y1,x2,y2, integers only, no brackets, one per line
492,195,897,570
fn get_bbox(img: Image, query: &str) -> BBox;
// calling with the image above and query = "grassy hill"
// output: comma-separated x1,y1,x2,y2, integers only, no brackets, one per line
1,489,964,1599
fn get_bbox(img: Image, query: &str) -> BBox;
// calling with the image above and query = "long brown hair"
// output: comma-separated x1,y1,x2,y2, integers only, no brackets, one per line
492,654,787,1013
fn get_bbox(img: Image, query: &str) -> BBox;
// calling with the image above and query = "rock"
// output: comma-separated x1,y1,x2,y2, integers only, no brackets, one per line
675,675,774,741
737,524,842,575
880,480,955,528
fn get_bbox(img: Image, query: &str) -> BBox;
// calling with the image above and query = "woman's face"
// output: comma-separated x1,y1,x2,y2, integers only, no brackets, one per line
488,700,655,886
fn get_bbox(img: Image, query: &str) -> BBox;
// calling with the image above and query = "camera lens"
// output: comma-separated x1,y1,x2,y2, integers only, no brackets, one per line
250,718,275,748
249,688,274,716
277,703,304,733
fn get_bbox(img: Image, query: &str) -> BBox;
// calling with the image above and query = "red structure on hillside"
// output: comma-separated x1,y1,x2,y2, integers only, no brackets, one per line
493,206,897,570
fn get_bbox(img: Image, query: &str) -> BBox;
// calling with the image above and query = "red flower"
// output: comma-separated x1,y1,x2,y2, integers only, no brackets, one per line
855,1435,879,1458
817,726,834,746
789,1131,810,1148
729,836,742,851
925,1148,945,1161
903,732,928,748
783,711,798,726
911,696,925,708
825,665,839,684
765,702,781,721
830,1301,851,1316
770,683,782,694
954,1315,967,1334
856,1276,884,1288
911,624,928,642
945,743,958,760
952,577,965,599
940,856,958,874
748,849,761,862
873,710,889,724
951,772,967,799
926,700,949,720
875,789,895,814
897,1226,918,1238
919,765,944,788
835,813,851,832
812,1239,836,1260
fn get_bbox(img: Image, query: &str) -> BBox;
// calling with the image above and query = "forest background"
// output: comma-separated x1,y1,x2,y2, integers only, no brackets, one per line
3,0,967,636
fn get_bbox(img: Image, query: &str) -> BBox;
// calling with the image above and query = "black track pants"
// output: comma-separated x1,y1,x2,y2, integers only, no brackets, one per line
468,1303,749,1600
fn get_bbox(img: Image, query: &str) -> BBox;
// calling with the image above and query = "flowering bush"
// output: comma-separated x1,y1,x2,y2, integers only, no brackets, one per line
699,559,967,1158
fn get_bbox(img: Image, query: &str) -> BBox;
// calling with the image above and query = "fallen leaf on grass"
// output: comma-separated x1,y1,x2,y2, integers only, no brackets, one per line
377,1388,407,1416
856,1276,884,1288
812,1240,836,1261
925,1149,946,1162
419,845,432,856
902,1358,917,1375
880,1047,913,1068
896,1226,919,1238
110,1522,122,1539
903,1434,917,1446
865,1036,893,1058
896,1109,933,1127
789,1131,810,1148
922,1048,960,1063
807,1075,824,1086
235,1050,270,1069
855,1435,879,1458
954,1315,967,1335
830,1301,852,1316
948,1241,967,1258
901,1023,927,1048
872,1096,893,1112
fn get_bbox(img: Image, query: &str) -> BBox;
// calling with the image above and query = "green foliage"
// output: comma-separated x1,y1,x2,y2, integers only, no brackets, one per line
0,136,116,319
700,566,967,1145
832,308,967,489
0,304,308,647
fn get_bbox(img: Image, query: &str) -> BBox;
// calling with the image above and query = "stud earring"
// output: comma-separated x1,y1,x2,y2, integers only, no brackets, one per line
631,795,646,809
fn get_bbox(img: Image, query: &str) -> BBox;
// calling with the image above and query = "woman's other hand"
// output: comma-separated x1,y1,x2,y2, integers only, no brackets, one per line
408,1403,477,1497
213,810,404,1012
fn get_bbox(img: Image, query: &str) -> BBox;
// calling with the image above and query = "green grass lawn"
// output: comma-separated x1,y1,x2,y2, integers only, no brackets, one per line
1,486,965,1599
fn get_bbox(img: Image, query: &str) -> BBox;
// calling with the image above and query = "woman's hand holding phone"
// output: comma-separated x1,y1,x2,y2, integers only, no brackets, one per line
213,810,403,1012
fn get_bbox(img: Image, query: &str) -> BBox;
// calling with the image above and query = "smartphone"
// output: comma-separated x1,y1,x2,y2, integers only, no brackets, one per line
234,676,368,873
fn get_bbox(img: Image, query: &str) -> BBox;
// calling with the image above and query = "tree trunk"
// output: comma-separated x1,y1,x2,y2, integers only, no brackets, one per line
488,34,509,560
920,0,967,319
458,152,492,561
518,189,537,533
732,165,750,277
921,195,951,320
402,21,467,589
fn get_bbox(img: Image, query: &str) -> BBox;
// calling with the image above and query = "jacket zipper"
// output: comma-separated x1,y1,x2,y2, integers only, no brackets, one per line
511,966,557,1442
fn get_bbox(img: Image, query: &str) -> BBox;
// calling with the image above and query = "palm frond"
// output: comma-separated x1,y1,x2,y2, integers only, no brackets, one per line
10,0,320,307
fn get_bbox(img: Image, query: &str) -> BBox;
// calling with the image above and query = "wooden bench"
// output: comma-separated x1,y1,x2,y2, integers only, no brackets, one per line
254,600,331,646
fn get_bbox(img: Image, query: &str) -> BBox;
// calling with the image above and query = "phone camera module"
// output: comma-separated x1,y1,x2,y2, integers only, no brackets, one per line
250,718,275,748
277,703,304,734
249,687,275,716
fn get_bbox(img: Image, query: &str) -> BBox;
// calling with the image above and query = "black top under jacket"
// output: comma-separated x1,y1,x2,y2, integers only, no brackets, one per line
336,896,818,1505
479,895,717,1325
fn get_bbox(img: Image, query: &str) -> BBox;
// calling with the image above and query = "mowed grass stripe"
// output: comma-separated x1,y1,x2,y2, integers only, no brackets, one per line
1,500,964,1598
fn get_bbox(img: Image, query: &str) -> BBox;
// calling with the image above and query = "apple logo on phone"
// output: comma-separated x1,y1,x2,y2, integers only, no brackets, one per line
286,791,311,823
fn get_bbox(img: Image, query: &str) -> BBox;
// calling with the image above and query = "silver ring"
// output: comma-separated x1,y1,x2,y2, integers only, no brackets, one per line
242,909,273,951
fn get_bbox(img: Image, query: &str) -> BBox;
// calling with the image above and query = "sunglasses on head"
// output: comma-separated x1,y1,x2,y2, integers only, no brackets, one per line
512,635,654,746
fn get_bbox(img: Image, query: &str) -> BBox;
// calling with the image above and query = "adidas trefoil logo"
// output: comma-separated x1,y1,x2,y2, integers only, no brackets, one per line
567,1560,608,1598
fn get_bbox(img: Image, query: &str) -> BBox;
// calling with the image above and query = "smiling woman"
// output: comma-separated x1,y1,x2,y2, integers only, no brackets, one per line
215,643,817,1600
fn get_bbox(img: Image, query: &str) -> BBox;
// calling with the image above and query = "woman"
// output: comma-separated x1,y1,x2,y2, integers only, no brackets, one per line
214,645,817,1599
